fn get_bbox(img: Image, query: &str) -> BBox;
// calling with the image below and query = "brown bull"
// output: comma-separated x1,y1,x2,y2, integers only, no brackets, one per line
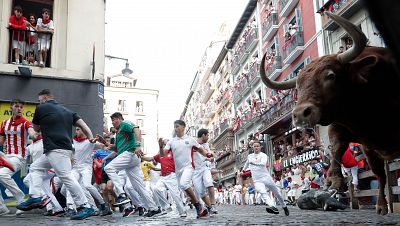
259,12,400,215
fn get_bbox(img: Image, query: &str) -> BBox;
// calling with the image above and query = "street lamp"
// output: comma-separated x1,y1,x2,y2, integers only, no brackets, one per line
105,54,133,76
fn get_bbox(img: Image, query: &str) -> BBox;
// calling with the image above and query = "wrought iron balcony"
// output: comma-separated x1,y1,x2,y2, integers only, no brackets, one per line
261,91,296,129
246,27,259,52
239,77,251,96
264,55,282,80
248,62,260,86
278,0,300,18
201,83,214,104
262,12,279,42
282,31,304,65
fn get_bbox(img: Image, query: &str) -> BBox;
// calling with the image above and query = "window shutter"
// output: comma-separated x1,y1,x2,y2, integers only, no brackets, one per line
295,8,302,30
304,56,311,65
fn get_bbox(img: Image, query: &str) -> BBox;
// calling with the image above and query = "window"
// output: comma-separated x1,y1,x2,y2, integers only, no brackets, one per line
137,119,144,128
117,100,126,112
9,0,54,67
136,101,144,113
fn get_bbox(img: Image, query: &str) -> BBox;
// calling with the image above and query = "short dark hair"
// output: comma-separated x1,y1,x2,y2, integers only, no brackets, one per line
28,13,36,19
14,6,22,13
38,89,52,96
110,112,124,120
11,99,24,106
197,129,208,138
42,8,51,15
252,139,262,146
174,120,186,127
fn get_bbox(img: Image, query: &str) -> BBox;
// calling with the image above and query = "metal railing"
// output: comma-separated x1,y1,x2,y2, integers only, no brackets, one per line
8,27,53,67
262,12,278,38
282,31,304,61
248,62,259,84
264,56,282,78
239,77,250,95
261,91,296,128
246,27,258,50
278,0,290,14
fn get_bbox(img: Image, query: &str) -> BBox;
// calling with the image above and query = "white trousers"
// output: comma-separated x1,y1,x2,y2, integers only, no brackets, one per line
118,170,144,208
105,151,157,211
176,166,194,190
192,169,213,198
154,173,185,214
235,192,241,204
343,166,359,185
0,156,25,204
253,174,286,208
24,171,63,212
249,193,255,205
29,149,88,207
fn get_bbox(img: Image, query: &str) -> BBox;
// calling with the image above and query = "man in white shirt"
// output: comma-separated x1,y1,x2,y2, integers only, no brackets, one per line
193,129,217,214
243,140,289,216
164,120,212,218
234,184,242,205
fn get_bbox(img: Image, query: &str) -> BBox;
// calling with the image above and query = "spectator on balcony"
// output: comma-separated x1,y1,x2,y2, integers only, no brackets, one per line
36,8,54,67
288,23,298,36
25,13,38,66
284,31,292,43
338,46,344,54
9,6,27,65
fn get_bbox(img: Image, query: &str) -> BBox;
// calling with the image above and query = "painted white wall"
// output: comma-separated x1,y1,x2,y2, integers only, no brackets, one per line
104,82,159,156
0,0,105,80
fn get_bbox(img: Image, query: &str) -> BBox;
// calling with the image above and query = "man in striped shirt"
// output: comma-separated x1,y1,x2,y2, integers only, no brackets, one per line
0,99,37,215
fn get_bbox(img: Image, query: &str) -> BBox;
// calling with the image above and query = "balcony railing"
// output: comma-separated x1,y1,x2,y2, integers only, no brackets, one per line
8,27,53,67
278,0,300,18
264,55,283,80
236,149,250,167
201,83,214,103
236,44,248,65
231,55,240,75
262,12,279,42
261,91,296,129
248,62,260,86
233,88,241,104
239,77,250,95
220,89,231,107
319,0,362,31
245,27,258,52
282,31,304,65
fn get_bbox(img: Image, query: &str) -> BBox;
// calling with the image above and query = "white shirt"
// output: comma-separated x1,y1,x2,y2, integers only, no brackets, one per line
26,139,44,163
164,135,202,171
234,184,242,192
37,18,54,39
73,139,95,166
193,142,209,171
243,152,269,182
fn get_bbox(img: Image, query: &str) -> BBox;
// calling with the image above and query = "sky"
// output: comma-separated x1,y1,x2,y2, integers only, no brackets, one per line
105,0,248,138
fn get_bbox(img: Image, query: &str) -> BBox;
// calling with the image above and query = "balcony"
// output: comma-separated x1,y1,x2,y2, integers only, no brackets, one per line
278,0,300,18
264,55,283,81
243,111,253,129
231,55,240,75
8,28,53,67
233,88,242,104
248,63,260,86
260,91,296,130
246,27,259,53
236,44,248,65
236,149,250,168
239,77,251,96
214,127,220,139
201,83,214,104
220,89,231,107
217,153,236,169
262,12,279,42
320,0,363,31
282,31,304,65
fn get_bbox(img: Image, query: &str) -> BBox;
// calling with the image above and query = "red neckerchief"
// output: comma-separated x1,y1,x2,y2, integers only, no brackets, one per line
33,135,42,143
10,116,27,126
42,18,51,24
73,136,87,142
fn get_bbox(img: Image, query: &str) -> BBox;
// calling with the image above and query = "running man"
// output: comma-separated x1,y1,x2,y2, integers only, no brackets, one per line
243,140,289,216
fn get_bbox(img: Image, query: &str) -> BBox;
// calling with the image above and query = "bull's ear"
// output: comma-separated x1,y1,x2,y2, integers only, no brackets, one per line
351,55,379,84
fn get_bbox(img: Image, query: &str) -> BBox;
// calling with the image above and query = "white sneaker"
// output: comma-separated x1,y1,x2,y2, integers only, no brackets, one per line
15,209,25,215
179,211,187,218
39,61,44,67
0,207,10,216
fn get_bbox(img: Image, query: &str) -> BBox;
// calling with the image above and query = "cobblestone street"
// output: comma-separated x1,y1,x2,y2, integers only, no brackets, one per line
0,205,399,226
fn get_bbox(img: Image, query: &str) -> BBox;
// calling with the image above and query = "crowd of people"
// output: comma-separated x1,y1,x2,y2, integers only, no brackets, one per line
8,5,54,67
0,89,222,220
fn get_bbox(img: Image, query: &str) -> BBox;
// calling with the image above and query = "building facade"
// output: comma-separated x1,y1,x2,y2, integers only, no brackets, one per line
104,74,159,156
0,0,105,134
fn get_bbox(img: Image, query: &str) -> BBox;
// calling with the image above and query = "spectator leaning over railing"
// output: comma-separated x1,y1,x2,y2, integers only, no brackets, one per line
9,5,27,65
25,13,38,66
36,8,54,67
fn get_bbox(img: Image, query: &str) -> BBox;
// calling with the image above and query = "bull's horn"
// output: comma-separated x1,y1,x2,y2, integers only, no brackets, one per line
325,12,368,64
259,52,297,90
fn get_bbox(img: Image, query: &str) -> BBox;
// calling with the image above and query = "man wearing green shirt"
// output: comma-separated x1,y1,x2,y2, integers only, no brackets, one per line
104,112,160,217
